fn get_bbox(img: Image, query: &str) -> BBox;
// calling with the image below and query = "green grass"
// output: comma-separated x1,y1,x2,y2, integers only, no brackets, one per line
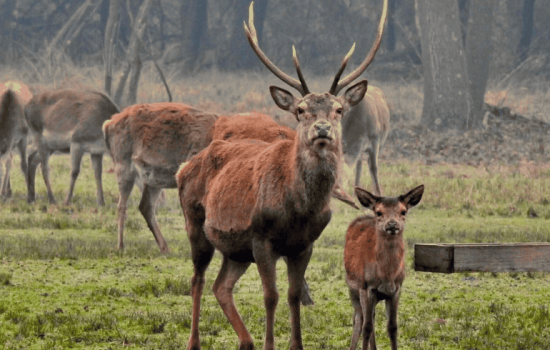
1,153,550,349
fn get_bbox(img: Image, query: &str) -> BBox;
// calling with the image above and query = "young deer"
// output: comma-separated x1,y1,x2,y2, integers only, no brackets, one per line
0,82,33,199
176,1,387,349
25,89,120,206
345,184,424,350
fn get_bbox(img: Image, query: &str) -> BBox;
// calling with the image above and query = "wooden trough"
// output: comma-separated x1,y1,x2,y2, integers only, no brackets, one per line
414,243,550,273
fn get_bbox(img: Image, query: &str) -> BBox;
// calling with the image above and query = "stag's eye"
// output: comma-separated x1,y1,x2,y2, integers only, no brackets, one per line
336,108,343,114
297,107,305,115
376,211,383,217
401,211,407,216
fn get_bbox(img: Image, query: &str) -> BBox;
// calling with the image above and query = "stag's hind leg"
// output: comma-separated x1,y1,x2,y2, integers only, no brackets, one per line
90,153,105,206
138,184,169,253
213,257,253,350
115,165,136,251
186,213,215,350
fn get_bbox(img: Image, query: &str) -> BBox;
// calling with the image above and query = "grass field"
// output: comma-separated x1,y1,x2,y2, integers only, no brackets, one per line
1,153,550,350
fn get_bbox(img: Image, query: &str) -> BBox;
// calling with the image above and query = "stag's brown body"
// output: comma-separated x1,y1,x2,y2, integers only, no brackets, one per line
103,102,219,252
344,185,424,350
25,89,119,205
213,112,295,142
0,82,32,198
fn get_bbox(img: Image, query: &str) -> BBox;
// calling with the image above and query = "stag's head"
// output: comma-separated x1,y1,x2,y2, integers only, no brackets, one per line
244,0,388,154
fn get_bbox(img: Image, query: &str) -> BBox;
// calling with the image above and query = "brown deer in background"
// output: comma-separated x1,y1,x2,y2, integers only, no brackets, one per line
0,82,33,199
345,185,424,350
342,85,390,195
175,1,387,348
25,89,120,206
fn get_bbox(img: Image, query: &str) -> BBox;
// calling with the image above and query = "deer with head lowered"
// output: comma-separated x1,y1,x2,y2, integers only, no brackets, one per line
0,82,33,199
345,185,424,350
175,1,387,349
25,89,120,206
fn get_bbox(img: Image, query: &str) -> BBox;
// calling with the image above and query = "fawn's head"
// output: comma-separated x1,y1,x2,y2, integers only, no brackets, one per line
244,0,387,153
356,185,424,237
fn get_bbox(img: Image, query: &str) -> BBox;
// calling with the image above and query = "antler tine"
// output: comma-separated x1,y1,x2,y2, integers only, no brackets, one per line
332,0,389,96
329,43,356,95
244,2,307,96
292,46,310,95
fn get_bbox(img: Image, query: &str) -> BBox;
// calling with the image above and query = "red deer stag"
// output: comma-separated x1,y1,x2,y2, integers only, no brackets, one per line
25,90,120,206
0,82,33,199
345,185,424,350
175,1,387,348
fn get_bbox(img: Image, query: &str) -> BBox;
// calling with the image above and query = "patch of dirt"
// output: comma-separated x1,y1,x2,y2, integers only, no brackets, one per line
380,104,550,165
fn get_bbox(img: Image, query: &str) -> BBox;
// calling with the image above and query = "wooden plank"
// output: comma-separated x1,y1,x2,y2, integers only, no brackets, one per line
414,243,550,273
414,244,454,273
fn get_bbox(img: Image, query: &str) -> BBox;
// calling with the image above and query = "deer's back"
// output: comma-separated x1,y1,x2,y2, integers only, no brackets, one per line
344,215,379,287
25,90,118,144
213,112,296,143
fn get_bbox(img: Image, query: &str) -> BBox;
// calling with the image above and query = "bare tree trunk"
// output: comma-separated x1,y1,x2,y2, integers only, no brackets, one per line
417,0,473,130
516,0,536,66
49,0,102,51
180,0,208,70
465,0,496,122
386,0,396,52
104,0,119,97
126,0,152,106
458,0,470,45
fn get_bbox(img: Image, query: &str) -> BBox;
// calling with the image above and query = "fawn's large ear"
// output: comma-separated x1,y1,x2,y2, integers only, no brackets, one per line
343,79,368,107
400,184,424,209
355,186,380,210
270,86,296,112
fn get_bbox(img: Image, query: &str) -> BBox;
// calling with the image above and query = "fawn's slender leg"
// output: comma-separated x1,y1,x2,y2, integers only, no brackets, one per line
349,288,362,350
213,257,253,350
386,288,401,350
360,288,378,350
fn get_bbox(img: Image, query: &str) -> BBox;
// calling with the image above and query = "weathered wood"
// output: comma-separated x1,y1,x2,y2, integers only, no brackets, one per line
415,243,550,273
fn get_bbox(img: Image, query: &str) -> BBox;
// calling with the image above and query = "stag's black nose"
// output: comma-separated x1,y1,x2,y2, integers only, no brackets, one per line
314,122,331,137
386,221,398,235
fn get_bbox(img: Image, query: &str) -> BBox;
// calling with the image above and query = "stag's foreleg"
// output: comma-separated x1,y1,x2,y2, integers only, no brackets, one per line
366,138,382,196
286,247,314,350
90,153,105,206
64,143,85,205
187,213,215,350
213,257,253,350
138,184,169,253
282,256,314,306
253,239,280,350
360,289,378,350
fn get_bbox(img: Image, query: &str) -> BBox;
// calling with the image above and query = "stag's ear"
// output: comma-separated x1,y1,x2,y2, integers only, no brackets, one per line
400,184,424,209
270,86,296,112
343,79,368,107
355,186,380,210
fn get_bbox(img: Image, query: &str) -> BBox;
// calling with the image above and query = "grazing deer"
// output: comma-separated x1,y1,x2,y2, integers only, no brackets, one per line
342,85,390,195
25,89,120,206
0,82,33,199
175,1,387,349
345,185,424,350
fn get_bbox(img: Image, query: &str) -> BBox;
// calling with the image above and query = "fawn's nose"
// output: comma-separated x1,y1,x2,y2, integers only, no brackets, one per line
386,221,399,235
314,122,331,138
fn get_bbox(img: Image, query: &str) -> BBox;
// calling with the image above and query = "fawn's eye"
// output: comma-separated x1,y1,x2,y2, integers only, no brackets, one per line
376,211,383,217
297,107,305,115
401,211,407,216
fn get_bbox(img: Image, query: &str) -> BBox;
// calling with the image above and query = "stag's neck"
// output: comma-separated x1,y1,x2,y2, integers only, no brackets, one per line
290,138,342,213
